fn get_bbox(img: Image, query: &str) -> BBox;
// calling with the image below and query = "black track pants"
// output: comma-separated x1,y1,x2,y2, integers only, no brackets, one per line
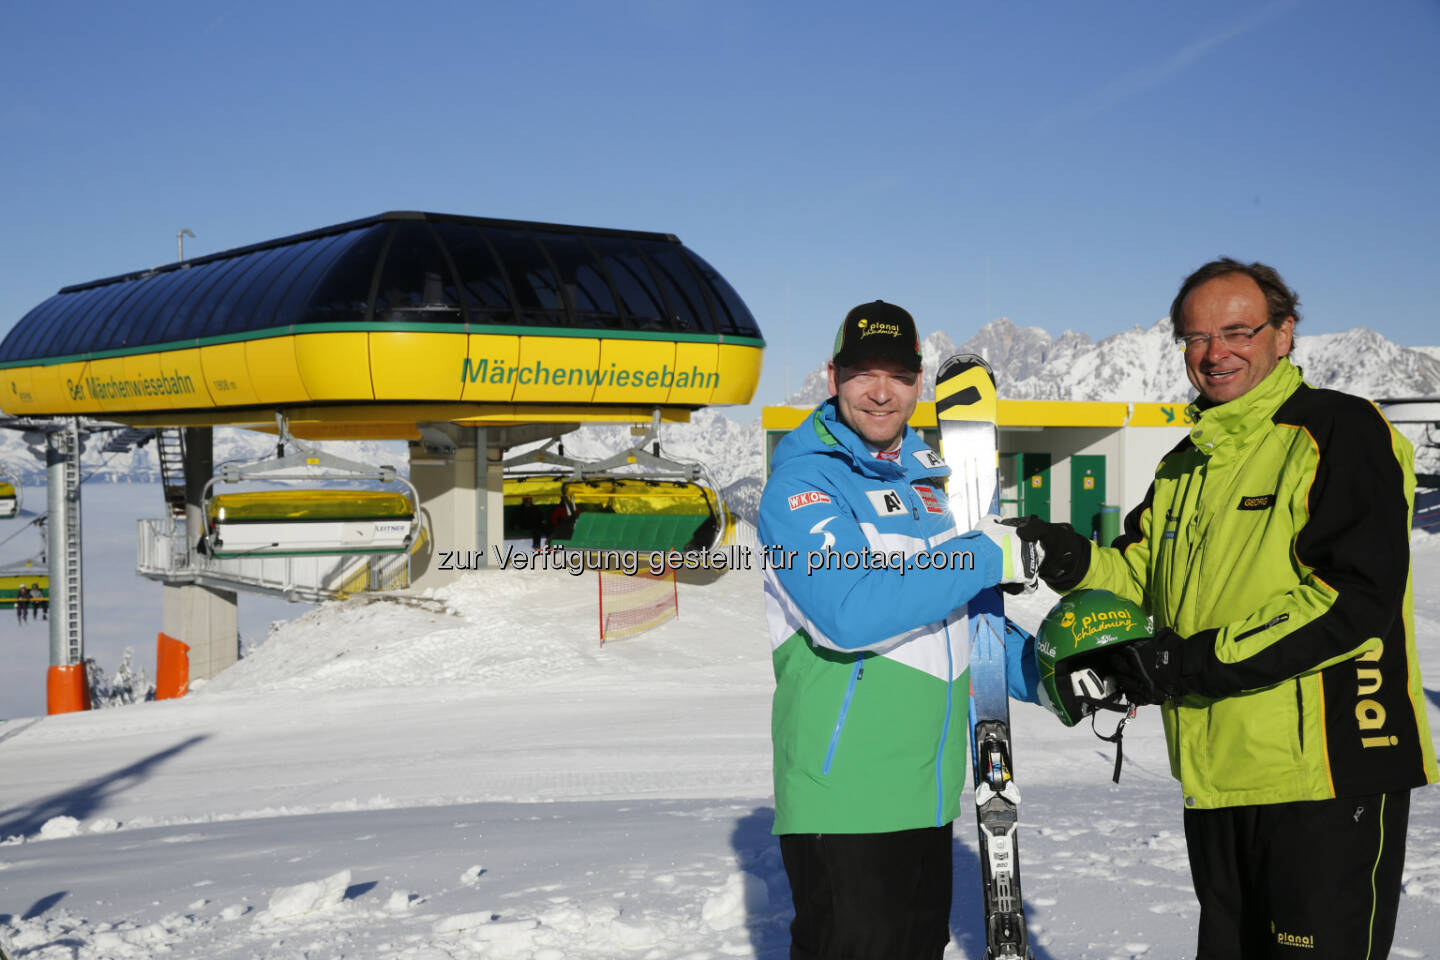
780,825,952,960
1183,791,1411,959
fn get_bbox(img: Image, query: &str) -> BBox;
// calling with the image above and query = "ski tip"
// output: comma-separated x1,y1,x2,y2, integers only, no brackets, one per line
935,355,998,419
937,353,994,378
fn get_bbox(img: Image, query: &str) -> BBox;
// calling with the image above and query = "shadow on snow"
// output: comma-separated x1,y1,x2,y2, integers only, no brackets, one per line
0,734,210,841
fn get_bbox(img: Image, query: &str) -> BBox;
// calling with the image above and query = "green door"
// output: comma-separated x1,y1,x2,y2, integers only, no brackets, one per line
1070,455,1106,536
1021,453,1051,521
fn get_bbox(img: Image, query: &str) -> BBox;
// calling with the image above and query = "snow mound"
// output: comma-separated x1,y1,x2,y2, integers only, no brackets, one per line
37,816,81,839
258,868,352,922
200,563,771,699
201,569,600,695
701,870,770,929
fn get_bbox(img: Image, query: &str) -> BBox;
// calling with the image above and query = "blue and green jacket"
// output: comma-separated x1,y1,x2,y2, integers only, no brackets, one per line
759,399,1037,835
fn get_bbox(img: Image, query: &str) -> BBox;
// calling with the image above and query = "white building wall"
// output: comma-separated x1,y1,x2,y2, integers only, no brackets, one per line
1117,425,1191,517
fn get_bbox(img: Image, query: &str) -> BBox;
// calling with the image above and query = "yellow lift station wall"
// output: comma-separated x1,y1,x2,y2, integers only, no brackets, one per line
762,400,1199,434
0,212,765,423
762,399,1134,435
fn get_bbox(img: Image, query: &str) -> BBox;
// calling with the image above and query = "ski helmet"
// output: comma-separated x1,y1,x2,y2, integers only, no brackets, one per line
1035,589,1153,726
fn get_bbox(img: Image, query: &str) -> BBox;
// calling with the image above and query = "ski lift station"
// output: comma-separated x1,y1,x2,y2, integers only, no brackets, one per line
764,400,1196,539
0,211,765,713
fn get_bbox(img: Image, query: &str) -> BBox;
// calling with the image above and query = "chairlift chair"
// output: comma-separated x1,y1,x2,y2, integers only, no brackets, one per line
0,517,48,610
198,416,422,560
502,411,731,553
0,472,20,519
0,570,49,610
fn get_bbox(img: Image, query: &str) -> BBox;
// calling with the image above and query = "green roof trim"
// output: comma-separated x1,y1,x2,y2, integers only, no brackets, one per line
0,323,765,370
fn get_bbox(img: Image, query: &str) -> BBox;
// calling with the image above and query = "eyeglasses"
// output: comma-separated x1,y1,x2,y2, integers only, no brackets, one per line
1175,319,1272,353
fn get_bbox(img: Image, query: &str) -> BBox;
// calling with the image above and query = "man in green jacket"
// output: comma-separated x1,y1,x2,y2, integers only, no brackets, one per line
1018,258,1437,959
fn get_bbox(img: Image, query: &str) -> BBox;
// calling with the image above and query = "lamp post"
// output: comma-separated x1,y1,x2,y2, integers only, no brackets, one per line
177,228,195,262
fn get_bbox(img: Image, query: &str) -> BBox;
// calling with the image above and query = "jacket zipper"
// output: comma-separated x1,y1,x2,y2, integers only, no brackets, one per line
819,477,950,790
1233,613,1290,642
1294,678,1304,751
822,659,864,774
934,622,956,826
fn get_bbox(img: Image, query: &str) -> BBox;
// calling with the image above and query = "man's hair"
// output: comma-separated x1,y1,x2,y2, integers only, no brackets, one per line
1168,258,1302,335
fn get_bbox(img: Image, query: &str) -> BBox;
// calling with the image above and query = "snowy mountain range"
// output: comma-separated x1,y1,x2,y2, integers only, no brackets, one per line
0,427,407,486
2,319,1435,526
708,318,1440,518
784,318,1440,405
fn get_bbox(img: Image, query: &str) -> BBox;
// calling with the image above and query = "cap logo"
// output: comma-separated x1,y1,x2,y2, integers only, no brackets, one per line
859,319,903,340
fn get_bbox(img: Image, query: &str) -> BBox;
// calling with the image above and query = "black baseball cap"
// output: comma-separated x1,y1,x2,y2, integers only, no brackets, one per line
832,300,922,372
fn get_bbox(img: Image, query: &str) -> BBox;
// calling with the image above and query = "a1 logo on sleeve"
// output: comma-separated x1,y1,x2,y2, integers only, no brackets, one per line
913,449,944,470
866,489,908,516
788,490,832,511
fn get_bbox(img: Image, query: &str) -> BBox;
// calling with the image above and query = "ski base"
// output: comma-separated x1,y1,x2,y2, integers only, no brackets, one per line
974,720,1032,959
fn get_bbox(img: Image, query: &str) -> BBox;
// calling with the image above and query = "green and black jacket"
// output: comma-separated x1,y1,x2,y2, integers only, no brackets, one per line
1081,358,1438,809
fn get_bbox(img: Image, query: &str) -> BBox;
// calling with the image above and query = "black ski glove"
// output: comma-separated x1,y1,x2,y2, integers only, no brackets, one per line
1012,515,1091,592
1093,629,1187,706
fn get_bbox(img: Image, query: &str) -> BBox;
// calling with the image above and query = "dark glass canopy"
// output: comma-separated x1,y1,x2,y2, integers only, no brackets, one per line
0,212,762,364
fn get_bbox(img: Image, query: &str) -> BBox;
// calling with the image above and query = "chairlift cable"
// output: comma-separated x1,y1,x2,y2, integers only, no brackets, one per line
0,446,129,554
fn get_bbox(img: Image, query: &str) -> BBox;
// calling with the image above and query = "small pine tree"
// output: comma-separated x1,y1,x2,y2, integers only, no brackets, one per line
85,647,156,707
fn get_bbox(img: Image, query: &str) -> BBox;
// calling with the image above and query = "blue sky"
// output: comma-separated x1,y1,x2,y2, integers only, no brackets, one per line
2,0,1437,414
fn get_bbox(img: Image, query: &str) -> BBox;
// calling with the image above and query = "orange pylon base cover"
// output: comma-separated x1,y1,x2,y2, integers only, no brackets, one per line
46,664,90,714
155,632,191,700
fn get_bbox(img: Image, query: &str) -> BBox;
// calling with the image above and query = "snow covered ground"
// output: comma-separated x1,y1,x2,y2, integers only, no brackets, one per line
1,499,1438,958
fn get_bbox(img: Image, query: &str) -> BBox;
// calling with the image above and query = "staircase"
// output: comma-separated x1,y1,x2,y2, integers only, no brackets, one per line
155,427,188,519
99,426,155,454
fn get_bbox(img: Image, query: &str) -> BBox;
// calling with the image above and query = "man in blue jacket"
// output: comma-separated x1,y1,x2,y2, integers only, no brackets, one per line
759,301,1037,959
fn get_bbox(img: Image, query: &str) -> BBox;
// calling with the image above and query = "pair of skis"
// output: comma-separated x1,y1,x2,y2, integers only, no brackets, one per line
936,354,1032,960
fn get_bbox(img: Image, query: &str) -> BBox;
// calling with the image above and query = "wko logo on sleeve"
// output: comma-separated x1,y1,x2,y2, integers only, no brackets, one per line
788,490,832,511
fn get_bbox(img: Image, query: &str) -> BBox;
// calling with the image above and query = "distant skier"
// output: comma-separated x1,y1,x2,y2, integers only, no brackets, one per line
14,583,28,623
1015,258,1438,959
32,582,47,621
757,301,1038,959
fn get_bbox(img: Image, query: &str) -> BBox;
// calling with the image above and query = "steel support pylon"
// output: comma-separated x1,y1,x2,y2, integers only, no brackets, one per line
46,419,84,671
